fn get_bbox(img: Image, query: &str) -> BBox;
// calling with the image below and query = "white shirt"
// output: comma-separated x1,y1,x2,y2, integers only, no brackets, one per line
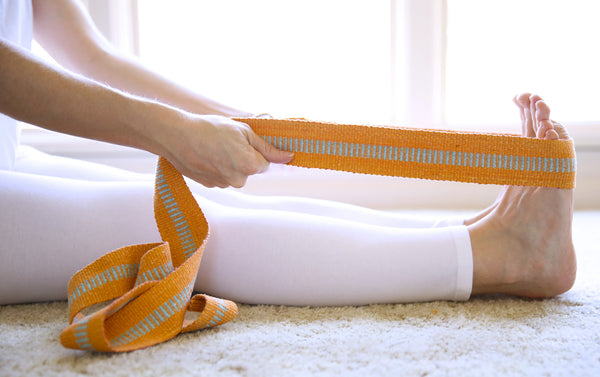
0,0,33,170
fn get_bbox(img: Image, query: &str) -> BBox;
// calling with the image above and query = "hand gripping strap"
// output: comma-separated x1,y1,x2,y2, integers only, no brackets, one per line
60,157,238,352
234,118,577,189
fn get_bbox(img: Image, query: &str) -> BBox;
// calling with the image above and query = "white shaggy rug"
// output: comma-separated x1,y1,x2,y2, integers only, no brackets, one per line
1,212,599,377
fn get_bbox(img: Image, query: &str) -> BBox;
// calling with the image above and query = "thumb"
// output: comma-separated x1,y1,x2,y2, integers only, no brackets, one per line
248,132,294,164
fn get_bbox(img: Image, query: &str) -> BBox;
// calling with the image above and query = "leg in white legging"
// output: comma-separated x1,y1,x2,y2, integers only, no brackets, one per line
0,149,472,305
199,204,472,306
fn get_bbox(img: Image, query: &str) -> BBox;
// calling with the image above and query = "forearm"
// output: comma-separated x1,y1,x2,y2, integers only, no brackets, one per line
0,38,172,156
31,0,251,119
71,48,252,118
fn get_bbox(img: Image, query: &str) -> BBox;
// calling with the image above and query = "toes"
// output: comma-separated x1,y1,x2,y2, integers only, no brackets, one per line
515,93,535,137
536,121,553,139
514,94,570,141
514,95,528,136
529,94,543,134
550,120,571,140
535,100,552,122
516,92,532,106
534,99,553,139
545,129,560,140
537,120,570,141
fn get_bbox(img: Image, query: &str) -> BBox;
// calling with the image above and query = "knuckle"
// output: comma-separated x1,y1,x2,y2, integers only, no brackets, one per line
196,178,215,188
238,157,261,175
264,140,281,157
229,176,247,188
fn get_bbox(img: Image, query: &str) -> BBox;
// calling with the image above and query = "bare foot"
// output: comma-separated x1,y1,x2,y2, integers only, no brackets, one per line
468,93,576,298
463,190,503,226
464,93,551,226
464,93,568,227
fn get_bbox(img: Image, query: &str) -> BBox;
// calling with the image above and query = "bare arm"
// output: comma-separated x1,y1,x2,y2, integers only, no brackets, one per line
0,0,293,188
3,22,295,190
31,0,249,117
0,38,294,188
0,38,159,152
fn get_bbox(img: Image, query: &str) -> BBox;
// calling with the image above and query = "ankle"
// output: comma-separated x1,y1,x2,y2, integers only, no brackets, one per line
468,220,509,294
469,218,577,298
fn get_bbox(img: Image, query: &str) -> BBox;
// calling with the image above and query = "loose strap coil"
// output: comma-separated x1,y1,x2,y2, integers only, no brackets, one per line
61,157,237,352
234,118,576,189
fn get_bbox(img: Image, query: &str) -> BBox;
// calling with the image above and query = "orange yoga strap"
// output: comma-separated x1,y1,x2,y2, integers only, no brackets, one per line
235,118,576,189
61,119,576,352
60,157,237,352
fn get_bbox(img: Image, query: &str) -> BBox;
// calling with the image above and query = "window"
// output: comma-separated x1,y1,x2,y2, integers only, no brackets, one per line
23,0,600,209
137,0,600,130
137,0,392,125
446,0,600,126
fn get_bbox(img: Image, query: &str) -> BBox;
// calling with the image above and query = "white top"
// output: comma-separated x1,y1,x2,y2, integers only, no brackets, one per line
0,0,33,170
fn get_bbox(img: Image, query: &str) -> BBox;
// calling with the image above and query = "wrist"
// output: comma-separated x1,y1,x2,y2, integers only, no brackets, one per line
122,97,186,158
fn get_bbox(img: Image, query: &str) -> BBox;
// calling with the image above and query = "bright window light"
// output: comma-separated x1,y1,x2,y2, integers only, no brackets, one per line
137,0,392,125
445,0,600,125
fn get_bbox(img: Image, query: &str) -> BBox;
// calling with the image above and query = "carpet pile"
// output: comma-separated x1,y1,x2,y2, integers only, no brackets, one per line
1,212,599,376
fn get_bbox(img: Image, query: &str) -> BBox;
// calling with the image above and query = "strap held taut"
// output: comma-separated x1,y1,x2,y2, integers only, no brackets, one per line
234,118,576,189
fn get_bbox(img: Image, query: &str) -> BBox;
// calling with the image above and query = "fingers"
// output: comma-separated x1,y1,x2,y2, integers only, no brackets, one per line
167,115,294,189
213,129,293,188
169,160,233,189
189,170,248,189
192,132,290,189
247,131,294,164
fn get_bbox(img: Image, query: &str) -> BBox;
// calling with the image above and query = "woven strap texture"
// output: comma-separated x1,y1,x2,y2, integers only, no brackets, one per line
234,118,576,189
61,157,237,352
61,118,576,352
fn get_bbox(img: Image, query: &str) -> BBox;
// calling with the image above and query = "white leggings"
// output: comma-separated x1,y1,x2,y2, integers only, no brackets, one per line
0,146,473,306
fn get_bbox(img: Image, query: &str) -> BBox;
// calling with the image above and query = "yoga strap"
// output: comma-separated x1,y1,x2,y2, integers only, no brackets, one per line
233,118,577,189
61,119,576,352
60,157,237,352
